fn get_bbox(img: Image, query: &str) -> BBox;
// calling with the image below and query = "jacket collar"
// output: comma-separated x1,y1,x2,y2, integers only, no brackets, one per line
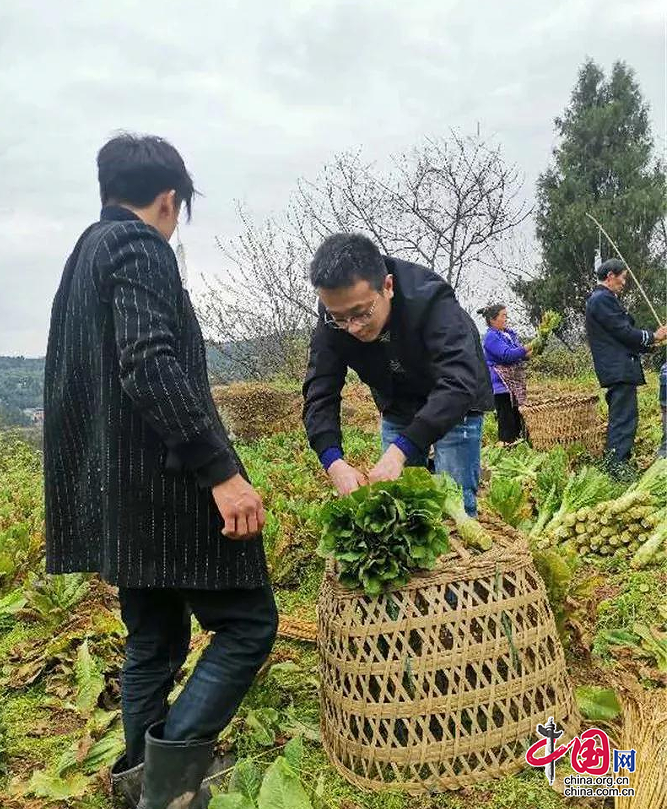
100,205,142,223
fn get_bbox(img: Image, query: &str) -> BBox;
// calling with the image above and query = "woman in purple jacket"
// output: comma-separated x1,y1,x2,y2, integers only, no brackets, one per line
478,304,532,445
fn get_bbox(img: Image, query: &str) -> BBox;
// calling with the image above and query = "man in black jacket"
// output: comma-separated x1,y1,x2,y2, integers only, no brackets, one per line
302,233,493,516
585,258,667,468
44,134,276,808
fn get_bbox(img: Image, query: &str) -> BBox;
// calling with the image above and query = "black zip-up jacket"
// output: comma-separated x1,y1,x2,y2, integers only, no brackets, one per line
302,257,494,455
585,285,654,388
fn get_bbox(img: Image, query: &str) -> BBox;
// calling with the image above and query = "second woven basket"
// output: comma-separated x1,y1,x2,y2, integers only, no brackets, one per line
520,391,605,453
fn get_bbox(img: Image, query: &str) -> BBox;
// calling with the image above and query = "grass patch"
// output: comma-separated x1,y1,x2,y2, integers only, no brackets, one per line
593,568,667,659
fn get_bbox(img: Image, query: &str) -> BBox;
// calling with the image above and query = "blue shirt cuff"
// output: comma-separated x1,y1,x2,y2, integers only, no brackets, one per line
392,435,419,460
319,446,344,471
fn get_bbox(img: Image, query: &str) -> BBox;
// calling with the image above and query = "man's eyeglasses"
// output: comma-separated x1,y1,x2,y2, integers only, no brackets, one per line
323,294,381,330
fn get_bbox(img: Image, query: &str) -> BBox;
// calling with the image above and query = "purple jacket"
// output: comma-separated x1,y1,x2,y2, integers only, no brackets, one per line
482,328,528,394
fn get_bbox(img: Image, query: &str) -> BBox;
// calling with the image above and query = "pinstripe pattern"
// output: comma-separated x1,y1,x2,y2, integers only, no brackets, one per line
44,207,268,590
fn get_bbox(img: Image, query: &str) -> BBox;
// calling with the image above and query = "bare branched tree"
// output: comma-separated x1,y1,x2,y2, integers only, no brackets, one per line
197,209,316,382
287,131,530,289
198,131,530,380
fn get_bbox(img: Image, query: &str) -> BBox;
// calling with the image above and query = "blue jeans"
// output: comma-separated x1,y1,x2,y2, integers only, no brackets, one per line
118,585,277,767
381,414,483,517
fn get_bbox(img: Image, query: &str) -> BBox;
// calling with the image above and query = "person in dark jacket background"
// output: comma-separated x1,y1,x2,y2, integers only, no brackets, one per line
44,134,276,808
585,258,667,469
659,362,667,459
479,304,532,445
302,233,494,516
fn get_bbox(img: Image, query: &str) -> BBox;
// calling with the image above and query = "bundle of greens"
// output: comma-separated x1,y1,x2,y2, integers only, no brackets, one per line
538,466,620,543
563,493,660,557
544,460,666,559
482,442,543,484
625,457,667,502
484,475,529,529
317,468,450,595
527,310,562,356
529,447,570,538
317,469,496,595
631,508,667,569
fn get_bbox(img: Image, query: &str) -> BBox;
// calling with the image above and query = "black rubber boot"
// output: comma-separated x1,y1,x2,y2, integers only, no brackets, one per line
137,722,216,809
110,749,234,808
110,754,144,808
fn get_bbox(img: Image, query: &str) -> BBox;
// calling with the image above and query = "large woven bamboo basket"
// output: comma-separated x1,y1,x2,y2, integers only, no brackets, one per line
520,392,605,453
317,513,580,794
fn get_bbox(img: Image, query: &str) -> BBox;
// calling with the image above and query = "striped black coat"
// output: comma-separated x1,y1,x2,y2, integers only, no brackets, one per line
44,206,268,590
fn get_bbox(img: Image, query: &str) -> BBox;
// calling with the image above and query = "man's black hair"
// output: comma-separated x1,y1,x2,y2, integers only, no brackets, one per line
97,133,196,220
476,303,506,326
309,233,387,291
597,258,626,282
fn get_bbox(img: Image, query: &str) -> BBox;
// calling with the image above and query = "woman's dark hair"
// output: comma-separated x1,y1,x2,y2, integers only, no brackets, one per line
596,258,625,281
97,133,196,220
476,303,506,326
310,233,387,290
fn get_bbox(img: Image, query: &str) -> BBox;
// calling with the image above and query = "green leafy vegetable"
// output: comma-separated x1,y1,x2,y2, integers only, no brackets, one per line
542,466,619,537
26,770,91,801
632,623,667,672
527,310,563,355
532,549,574,638
535,446,569,504
631,512,667,569
601,623,667,672
485,475,528,528
483,442,543,484
258,756,313,809
209,792,256,809
74,639,105,716
434,473,493,551
575,686,621,721
229,759,262,802
317,467,450,595
283,736,304,772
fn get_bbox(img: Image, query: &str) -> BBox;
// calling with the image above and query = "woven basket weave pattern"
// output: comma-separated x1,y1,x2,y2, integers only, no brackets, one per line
317,514,580,793
520,393,605,453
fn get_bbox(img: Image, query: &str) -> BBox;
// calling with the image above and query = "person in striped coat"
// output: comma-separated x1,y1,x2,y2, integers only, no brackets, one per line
44,134,277,808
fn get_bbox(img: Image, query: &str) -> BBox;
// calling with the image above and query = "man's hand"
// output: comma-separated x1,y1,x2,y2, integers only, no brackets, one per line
655,325,667,342
212,474,265,539
524,344,534,357
327,459,367,496
368,444,407,485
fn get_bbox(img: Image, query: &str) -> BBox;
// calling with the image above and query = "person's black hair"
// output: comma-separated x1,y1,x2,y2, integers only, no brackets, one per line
596,257,626,282
309,233,387,291
97,133,196,220
476,303,506,326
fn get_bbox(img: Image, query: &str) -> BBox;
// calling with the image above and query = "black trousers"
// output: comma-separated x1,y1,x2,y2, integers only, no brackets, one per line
605,383,638,465
494,393,525,443
118,584,278,767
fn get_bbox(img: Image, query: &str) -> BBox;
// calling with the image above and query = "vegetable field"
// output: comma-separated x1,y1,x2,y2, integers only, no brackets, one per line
0,373,665,809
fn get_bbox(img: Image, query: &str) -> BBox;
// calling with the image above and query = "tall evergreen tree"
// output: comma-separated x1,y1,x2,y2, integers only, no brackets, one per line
515,59,666,331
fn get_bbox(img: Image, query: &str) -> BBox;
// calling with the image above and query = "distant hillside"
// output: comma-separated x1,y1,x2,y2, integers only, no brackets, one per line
0,356,45,426
0,344,258,428
206,338,284,384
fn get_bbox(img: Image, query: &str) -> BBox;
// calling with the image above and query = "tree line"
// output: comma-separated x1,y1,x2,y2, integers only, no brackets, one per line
198,58,665,379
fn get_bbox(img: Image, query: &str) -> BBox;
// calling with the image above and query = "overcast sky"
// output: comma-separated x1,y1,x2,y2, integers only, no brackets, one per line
0,0,664,356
